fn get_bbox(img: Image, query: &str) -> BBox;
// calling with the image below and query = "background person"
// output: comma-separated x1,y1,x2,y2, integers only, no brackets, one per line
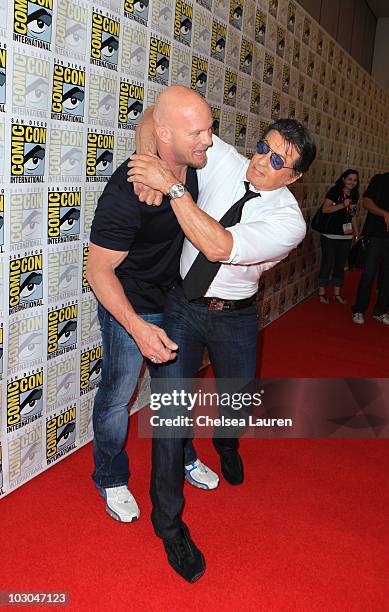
317,169,359,304
352,172,389,325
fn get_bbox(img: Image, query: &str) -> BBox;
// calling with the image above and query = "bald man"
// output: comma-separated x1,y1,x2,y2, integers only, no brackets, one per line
86,88,219,541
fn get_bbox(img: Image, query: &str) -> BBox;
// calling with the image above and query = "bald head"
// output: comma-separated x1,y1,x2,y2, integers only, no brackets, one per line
153,85,213,170
154,85,210,129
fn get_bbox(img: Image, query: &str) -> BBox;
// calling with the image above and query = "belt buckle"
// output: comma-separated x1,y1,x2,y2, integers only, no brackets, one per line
208,298,225,311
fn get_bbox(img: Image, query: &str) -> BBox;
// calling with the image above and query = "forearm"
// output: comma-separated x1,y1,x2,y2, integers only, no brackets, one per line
363,197,386,217
170,194,233,261
322,199,345,213
135,106,156,154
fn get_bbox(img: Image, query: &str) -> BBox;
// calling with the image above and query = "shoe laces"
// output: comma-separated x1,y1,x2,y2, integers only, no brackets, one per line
195,460,207,474
112,486,134,503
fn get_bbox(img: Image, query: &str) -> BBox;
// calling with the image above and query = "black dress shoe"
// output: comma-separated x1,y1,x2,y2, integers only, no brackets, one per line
163,524,205,583
219,449,244,485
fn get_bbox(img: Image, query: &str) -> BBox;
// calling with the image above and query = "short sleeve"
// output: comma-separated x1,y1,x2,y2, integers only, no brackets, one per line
325,186,341,204
363,174,382,201
90,162,141,252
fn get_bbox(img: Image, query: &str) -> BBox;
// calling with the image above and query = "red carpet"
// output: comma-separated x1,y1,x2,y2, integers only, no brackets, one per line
2,270,388,610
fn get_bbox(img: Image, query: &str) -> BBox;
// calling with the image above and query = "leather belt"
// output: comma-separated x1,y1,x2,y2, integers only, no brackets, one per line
175,278,257,311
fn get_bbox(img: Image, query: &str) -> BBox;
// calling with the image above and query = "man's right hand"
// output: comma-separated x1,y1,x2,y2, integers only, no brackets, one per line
129,316,178,363
132,181,164,206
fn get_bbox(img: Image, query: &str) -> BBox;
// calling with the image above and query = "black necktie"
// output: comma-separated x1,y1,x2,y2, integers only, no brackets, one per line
182,181,259,300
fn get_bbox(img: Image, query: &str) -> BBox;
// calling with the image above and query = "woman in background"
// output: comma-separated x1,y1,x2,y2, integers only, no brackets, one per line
318,169,359,304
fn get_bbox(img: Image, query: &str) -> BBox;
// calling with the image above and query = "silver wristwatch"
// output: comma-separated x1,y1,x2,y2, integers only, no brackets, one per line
167,183,187,200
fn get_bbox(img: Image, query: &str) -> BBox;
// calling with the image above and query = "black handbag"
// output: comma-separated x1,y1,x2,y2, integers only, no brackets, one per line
311,204,346,235
348,237,369,270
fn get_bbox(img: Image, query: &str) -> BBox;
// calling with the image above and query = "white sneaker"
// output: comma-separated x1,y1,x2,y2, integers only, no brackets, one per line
184,459,219,490
352,312,364,325
373,314,389,325
99,485,140,522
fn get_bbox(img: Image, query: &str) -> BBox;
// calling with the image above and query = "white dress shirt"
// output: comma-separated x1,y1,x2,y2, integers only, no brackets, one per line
180,135,307,299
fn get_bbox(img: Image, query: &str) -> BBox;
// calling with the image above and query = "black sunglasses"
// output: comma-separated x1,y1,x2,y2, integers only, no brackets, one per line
256,140,295,172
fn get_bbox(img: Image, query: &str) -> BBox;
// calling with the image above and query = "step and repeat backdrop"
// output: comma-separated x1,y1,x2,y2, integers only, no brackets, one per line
0,0,389,497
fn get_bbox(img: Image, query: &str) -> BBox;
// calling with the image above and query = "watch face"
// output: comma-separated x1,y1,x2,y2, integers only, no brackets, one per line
169,184,186,198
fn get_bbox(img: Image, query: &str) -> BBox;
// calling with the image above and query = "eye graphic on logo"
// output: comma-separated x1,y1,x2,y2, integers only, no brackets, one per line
57,372,76,398
159,7,172,25
156,57,169,76
96,150,113,175
20,271,43,302
58,320,77,346
19,331,42,361
212,118,219,132
130,46,145,67
0,214,3,230
21,440,41,469
177,65,189,81
98,93,115,118
59,264,77,291
65,21,86,49
26,78,49,108
199,28,209,44
180,18,191,36
62,87,84,113
20,387,43,417
61,148,82,175
101,36,119,60
60,208,80,234
134,0,149,14
23,209,42,239
89,358,102,381
127,100,143,122
228,84,236,98
24,145,45,175
0,71,5,87
244,53,252,68
56,421,76,448
196,72,207,89
27,8,52,39
233,6,242,21
215,37,225,53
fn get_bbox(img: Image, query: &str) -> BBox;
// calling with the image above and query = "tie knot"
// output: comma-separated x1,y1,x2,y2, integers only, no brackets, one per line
244,181,260,197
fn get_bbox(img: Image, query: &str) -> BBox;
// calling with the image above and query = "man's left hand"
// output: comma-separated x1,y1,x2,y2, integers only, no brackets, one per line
128,153,177,194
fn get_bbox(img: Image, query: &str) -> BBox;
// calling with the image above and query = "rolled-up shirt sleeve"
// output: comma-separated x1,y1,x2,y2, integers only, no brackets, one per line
222,203,306,266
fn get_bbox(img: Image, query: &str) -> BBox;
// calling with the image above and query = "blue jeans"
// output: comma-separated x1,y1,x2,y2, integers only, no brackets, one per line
352,237,389,316
92,303,197,488
150,285,259,539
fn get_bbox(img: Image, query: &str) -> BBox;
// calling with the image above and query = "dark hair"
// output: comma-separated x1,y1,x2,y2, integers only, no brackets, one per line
263,118,316,174
334,169,360,202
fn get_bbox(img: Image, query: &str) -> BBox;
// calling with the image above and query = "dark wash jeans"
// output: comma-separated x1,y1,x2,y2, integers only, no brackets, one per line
150,285,259,540
352,236,389,316
318,235,353,288
92,303,196,488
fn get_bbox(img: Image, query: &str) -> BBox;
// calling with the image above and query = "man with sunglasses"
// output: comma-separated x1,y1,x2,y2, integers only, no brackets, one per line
128,94,316,582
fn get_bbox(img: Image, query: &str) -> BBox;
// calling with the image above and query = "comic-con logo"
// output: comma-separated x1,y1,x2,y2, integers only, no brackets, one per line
148,35,170,86
90,11,120,70
250,81,260,114
82,244,90,292
47,189,81,244
49,127,83,180
51,64,85,122
191,55,207,96
11,123,46,183
223,69,237,106
174,0,193,47
240,38,252,75
235,114,246,148
0,47,6,110
7,370,44,432
80,345,103,394
47,303,78,359
263,53,274,86
46,406,76,463
48,247,78,302
124,0,149,26
47,354,77,409
89,71,116,126
118,81,144,130
13,0,53,49
229,0,243,30
9,253,43,313
86,132,114,181
56,0,88,58
12,52,50,115
211,106,220,136
211,19,226,62
255,9,266,44
8,425,42,483
8,313,43,372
